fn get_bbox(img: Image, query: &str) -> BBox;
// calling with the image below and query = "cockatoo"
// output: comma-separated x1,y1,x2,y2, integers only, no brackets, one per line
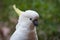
10,4,39,40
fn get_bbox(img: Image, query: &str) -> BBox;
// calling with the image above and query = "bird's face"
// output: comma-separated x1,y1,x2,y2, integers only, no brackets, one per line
13,5,39,27
20,10,39,26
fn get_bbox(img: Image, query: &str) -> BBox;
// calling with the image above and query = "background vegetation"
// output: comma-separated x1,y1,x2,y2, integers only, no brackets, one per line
0,0,60,40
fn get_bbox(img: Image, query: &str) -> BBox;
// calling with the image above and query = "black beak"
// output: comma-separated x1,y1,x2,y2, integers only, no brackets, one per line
33,19,38,26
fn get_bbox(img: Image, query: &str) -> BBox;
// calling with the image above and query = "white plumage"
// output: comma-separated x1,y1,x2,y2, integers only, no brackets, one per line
10,4,39,40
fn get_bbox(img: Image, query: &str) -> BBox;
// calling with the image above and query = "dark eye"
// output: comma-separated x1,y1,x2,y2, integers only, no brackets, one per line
30,18,32,20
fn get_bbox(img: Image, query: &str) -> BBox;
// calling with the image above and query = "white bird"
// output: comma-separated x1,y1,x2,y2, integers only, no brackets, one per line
10,4,39,40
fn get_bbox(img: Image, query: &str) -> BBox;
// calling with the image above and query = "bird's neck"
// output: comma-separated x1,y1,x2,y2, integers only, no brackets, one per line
16,21,35,31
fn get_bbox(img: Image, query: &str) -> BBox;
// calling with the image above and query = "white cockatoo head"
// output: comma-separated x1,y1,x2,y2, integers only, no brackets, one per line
13,5,39,30
20,10,39,25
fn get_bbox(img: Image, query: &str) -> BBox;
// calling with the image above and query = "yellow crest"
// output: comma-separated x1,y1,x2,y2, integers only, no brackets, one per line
13,4,23,16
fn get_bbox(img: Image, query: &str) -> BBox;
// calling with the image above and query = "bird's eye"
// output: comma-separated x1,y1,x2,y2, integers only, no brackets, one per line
30,18,32,20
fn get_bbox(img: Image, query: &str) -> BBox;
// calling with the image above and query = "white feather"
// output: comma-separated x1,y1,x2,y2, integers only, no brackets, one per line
10,5,39,40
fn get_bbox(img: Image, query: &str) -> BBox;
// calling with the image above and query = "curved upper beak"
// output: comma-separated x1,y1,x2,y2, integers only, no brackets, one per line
33,19,38,26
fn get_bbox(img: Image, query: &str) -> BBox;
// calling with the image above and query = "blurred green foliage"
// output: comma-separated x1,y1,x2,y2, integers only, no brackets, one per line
0,0,60,40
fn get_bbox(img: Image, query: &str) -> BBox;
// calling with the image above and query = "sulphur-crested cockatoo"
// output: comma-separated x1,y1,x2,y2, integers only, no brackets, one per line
10,4,39,40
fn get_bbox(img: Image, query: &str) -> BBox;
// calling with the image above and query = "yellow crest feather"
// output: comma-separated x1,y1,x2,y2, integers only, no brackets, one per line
13,4,22,16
